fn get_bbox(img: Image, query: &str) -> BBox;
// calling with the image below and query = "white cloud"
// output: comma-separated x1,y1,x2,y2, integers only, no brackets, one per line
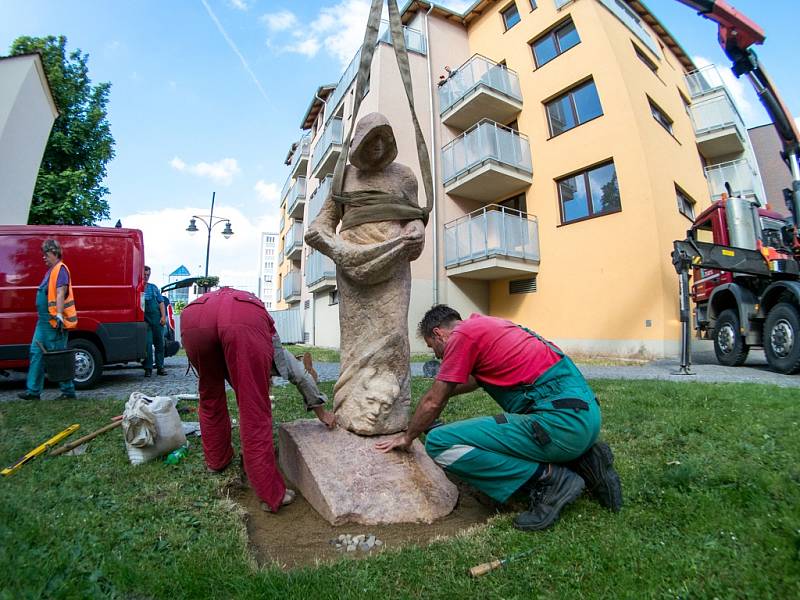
263,0,372,67
228,0,249,11
117,206,279,295
692,55,760,125
170,156,241,185
254,180,280,203
261,9,298,31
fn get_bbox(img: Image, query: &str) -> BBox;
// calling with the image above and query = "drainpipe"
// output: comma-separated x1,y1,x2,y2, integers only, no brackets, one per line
424,3,439,306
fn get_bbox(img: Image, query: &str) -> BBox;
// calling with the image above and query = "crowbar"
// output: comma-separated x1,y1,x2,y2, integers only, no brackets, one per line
1,424,80,476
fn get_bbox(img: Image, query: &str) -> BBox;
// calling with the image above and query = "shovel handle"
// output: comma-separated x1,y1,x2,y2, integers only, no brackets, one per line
469,559,503,578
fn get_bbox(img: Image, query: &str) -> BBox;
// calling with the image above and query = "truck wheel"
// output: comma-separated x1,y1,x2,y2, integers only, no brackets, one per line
68,339,103,389
713,309,749,367
764,303,800,374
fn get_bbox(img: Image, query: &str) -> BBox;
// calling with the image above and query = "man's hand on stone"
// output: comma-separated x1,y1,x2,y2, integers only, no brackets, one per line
375,433,412,453
313,406,336,429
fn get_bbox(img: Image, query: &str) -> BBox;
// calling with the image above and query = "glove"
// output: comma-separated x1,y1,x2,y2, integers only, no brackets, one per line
56,313,65,328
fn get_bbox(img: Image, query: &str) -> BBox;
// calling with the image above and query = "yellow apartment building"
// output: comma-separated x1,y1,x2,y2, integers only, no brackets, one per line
273,0,764,356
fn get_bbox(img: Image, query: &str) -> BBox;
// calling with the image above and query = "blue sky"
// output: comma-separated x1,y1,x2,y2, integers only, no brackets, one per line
2,0,797,291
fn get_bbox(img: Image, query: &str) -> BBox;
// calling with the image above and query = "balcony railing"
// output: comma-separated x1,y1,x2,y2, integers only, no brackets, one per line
439,55,522,116
442,120,532,185
311,117,343,176
685,64,726,98
705,159,761,201
690,95,745,137
325,23,427,120
280,175,292,203
286,177,307,220
289,135,310,177
305,250,336,290
444,205,540,270
282,271,301,302
277,249,284,266
308,175,332,224
596,0,659,56
279,215,285,233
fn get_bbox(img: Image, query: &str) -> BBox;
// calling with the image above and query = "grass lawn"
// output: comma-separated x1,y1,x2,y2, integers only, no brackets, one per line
1,379,798,599
283,345,434,363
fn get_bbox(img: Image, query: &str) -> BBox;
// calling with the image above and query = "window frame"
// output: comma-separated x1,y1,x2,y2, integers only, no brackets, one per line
556,160,622,226
530,18,580,69
648,96,674,135
676,185,696,221
545,78,604,138
501,2,521,31
632,41,658,74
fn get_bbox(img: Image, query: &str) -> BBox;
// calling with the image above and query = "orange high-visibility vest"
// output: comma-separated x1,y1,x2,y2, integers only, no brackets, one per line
47,261,78,329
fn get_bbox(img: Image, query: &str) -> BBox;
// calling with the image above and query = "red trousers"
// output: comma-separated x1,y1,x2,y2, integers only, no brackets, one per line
181,288,285,511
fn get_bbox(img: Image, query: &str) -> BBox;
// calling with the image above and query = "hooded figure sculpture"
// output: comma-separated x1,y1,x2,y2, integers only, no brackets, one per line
305,112,426,435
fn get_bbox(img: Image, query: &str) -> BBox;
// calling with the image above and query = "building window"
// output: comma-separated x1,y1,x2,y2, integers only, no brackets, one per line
529,0,537,9
501,3,521,30
633,42,658,73
500,193,527,213
546,79,603,136
329,289,339,305
557,161,621,224
649,97,674,134
531,19,580,68
676,185,696,220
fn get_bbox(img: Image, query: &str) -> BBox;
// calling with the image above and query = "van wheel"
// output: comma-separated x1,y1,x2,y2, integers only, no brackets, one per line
713,309,749,367
68,339,103,389
764,303,800,374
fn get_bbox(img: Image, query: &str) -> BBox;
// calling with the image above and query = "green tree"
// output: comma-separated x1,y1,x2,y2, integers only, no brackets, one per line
10,35,114,225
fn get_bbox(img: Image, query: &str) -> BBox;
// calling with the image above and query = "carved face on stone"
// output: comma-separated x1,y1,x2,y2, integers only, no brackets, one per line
349,112,398,172
350,370,399,430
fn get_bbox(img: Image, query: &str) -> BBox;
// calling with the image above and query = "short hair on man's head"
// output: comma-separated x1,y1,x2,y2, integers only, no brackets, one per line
41,239,62,258
144,265,151,272
417,304,462,338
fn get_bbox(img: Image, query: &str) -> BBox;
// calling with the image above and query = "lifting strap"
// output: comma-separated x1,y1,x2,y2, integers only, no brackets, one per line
330,0,433,227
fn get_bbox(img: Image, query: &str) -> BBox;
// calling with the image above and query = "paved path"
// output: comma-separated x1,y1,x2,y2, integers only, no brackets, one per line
1,350,797,403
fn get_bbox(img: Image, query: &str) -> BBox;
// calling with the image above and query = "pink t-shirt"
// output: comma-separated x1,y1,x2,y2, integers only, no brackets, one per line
436,314,561,387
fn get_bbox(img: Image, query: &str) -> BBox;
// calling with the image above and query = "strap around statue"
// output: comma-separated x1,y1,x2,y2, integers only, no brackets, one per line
330,0,434,224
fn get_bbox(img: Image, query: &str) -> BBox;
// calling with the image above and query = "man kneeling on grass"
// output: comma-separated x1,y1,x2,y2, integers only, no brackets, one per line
376,305,622,530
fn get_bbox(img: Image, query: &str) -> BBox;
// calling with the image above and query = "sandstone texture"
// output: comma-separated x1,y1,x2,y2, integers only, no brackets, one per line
278,419,458,525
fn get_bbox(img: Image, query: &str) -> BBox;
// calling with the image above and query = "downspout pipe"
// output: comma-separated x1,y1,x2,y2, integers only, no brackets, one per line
424,4,439,306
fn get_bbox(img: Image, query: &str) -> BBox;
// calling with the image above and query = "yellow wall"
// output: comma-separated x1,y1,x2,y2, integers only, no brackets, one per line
461,0,710,355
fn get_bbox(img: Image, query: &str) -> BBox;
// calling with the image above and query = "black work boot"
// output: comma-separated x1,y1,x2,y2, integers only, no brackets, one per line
513,465,585,531
567,441,623,512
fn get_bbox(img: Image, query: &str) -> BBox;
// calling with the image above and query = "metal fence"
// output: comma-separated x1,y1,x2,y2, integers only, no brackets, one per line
439,54,522,115
311,117,343,174
442,119,532,185
305,250,336,288
271,308,303,343
444,205,539,268
705,159,760,201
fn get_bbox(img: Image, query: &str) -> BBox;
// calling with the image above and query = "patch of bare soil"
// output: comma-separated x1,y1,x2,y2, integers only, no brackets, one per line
237,480,507,570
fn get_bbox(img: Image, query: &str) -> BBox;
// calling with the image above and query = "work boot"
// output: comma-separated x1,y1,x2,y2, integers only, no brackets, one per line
17,391,40,400
157,368,167,376
513,465,585,531
302,352,318,383
566,441,623,512
144,369,152,377
55,394,77,401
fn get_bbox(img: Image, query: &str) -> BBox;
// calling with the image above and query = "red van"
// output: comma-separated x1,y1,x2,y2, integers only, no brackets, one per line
0,225,148,388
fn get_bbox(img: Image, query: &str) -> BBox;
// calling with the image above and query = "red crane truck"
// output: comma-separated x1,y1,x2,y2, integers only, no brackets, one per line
671,1,800,374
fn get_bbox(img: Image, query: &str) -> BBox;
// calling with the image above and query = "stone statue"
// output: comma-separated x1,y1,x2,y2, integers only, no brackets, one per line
305,112,426,435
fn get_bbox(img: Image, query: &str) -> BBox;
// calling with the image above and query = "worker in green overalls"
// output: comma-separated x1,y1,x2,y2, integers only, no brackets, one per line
377,305,622,531
143,266,166,377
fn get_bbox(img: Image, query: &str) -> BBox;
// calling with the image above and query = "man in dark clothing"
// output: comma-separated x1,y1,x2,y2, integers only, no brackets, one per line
143,266,166,377
377,305,622,531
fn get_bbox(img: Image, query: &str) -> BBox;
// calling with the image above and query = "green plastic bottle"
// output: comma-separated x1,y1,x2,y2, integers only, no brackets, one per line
164,442,190,465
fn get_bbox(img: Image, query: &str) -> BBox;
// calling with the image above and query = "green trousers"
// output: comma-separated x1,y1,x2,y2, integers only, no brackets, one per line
425,356,600,502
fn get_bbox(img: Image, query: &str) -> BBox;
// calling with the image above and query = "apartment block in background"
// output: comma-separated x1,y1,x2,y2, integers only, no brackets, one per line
273,0,764,357
258,232,278,310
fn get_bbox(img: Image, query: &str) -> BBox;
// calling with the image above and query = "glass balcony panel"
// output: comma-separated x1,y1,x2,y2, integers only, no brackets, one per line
684,64,725,98
305,250,336,289
705,159,759,201
285,222,304,253
439,55,522,116
690,95,744,136
286,177,307,218
283,271,301,301
308,175,332,224
311,117,344,176
442,120,532,185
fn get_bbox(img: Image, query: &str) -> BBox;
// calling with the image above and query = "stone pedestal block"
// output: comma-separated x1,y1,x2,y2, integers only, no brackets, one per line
278,419,458,525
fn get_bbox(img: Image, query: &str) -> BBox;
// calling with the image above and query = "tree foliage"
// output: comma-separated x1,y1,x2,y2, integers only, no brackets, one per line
10,35,115,225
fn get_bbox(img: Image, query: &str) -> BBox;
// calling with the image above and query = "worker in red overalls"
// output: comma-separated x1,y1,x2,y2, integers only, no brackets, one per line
181,287,334,512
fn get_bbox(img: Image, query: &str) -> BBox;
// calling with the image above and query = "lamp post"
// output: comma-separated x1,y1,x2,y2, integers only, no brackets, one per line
186,192,234,277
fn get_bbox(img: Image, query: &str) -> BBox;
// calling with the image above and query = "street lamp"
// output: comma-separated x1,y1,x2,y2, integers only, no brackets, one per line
186,191,234,277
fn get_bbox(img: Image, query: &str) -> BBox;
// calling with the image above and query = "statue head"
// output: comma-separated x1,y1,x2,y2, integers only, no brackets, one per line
347,368,400,432
349,112,398,171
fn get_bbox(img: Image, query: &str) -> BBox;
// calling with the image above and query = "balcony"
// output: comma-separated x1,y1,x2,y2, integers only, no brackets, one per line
308,175,332,224
282,270,301,304
277,249,284,266
690,94,746,159
311,117,343,179
284,222,304,261
279,214,285,233
439,55,523,131
444,205,540,279
685,64,725,99
286,177,307,220
705,159,762,203
305,250,336,293
289,136,310,179
280,175,292,205
442,120,532,201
